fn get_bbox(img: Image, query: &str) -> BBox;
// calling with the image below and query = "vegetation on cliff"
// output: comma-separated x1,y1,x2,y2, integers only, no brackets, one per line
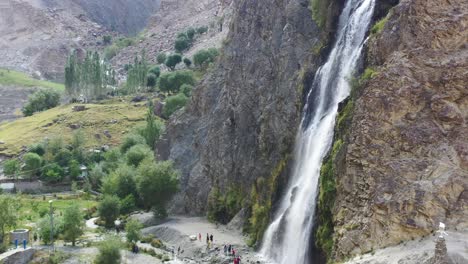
315,67,378,260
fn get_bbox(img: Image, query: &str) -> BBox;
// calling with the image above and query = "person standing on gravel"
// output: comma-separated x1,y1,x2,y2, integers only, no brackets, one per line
224,244,227,255
199,233,202,242
206,233,209,244
210,234,213,243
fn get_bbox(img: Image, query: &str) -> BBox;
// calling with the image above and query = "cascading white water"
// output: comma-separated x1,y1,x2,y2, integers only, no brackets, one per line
259,0,375,263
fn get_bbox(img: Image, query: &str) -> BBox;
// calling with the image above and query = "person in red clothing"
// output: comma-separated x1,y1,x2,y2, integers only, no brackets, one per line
198,233,201,242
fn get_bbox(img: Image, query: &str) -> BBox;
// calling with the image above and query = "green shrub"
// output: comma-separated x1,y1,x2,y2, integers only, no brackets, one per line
186,27,196,40
22,89,60,116
38,215,64,245
42,163,64,183
103,35,112,45
175,36,190,53
69,160,81,180
371,16,388,35
23,152,42,179
207,187,243,224
310,0,330,29
197,26,208,34
88,163,106,189
120,194,136,215
63,204,84,246
95,236,122,264
104,45,119,60
158,70,195,93
156,53,167,64
180,84,193,97
120,134,146,153
125,144,154,167
29,143,46,156
146,73,157,89
125,218,142,243
165,54,182,70
136,160,179,217
148,66,161,78
183,58,192,68
98,195,120,228
54,149,72,167
163,93,188,118
193,48,219,68
3,159,19,178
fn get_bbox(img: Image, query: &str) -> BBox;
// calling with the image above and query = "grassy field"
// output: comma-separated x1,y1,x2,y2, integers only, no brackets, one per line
0,68,64,90
0,101,147,156
16,193,98,227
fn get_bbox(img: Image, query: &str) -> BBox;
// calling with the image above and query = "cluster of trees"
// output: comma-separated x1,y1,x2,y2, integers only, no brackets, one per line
86,104,179,224
0,195,19,252
37,204,84,246
3,131,86,183
21,89,61,116
65,51,116,101
174,26,208,53
125,52,149,93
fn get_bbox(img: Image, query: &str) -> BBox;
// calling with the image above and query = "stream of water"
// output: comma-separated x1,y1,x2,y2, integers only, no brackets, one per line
259,0,375,263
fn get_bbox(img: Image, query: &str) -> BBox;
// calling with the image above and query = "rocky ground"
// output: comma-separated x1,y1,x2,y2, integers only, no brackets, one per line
136,215,262,263
344,231,468,264
110,0,233,71
0,85,33,123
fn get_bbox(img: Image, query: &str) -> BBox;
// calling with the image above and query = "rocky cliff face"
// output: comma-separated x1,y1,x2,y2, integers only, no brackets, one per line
333,0,467,258
165,0,327,215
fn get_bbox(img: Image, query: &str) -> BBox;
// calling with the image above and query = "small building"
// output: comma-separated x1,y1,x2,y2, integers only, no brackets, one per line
0,182,15,193
79,165,88,179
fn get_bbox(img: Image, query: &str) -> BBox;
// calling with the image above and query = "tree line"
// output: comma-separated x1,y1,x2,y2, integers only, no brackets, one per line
65,51,116,101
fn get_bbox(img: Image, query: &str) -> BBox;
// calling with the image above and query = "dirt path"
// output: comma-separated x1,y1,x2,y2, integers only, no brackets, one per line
158,216,245,246
344,231,468,264
140,216,261,263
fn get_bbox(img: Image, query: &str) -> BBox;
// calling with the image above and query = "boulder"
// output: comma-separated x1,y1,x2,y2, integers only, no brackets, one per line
103,130,111,138
72,105,86,112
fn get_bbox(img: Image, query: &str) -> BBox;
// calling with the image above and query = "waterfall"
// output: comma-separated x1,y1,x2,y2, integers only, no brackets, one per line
259,0,375,263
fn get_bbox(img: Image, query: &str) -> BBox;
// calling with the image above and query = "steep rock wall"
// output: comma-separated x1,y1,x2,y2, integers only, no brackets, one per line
333,0,468,258
165,0,327,215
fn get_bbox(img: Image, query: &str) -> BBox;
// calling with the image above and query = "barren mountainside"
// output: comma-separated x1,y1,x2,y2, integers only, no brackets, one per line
0,0,159,80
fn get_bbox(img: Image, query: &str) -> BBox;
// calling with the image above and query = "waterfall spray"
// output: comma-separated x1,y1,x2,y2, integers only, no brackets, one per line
259,0,375,263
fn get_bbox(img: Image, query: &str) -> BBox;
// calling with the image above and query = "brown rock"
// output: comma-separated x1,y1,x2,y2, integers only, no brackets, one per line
333,0,468,259
72,105,86,112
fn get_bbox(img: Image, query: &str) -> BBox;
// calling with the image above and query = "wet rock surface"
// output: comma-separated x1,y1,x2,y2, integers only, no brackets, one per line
334,0,468,258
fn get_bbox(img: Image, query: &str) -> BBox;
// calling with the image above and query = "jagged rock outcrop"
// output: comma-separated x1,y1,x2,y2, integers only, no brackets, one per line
333,0,468,258
164,0,326,215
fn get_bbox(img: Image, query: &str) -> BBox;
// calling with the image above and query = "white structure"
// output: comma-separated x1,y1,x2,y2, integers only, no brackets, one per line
437,222,448,239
